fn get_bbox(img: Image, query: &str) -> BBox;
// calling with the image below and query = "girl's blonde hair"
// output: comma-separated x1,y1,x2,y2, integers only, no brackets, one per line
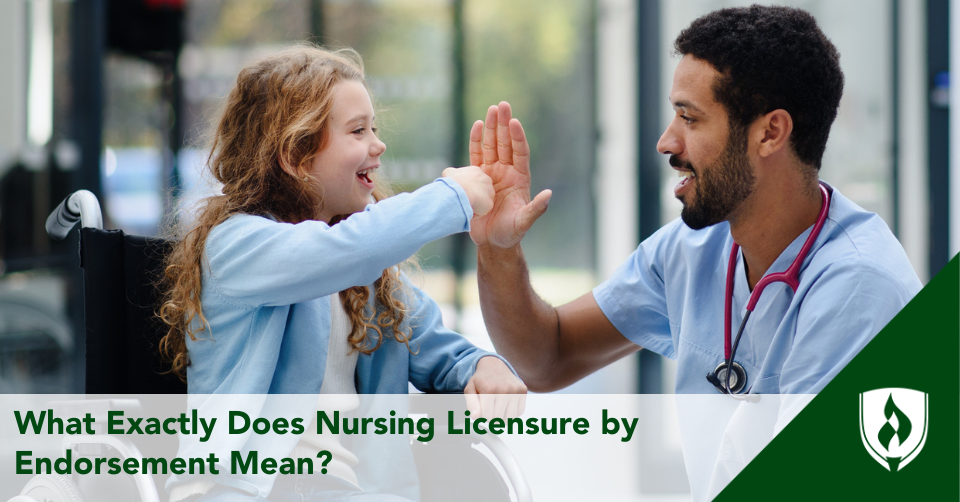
159,45,413,382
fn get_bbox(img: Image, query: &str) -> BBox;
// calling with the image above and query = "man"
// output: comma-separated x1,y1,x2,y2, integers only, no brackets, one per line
468,5,921,498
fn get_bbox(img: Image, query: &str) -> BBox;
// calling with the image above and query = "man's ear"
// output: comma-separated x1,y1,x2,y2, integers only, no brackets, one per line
754,109,794,158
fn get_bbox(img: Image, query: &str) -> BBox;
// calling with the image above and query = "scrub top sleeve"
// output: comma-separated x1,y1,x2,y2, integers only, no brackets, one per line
593,243,675,359
779,262,914,394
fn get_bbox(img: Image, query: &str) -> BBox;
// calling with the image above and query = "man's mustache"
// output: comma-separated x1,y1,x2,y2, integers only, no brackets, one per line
669,155,695,172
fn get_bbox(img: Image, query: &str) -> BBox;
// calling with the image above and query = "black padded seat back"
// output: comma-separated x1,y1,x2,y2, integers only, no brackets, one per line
79,227,186,393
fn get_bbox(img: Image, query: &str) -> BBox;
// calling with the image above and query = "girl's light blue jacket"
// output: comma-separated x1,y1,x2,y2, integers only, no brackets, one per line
168,179,510,498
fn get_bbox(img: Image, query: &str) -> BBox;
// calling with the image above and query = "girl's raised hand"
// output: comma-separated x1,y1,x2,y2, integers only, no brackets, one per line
442,165,495,217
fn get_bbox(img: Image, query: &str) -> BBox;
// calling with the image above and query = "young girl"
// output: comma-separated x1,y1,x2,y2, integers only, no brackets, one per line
159,46,524,501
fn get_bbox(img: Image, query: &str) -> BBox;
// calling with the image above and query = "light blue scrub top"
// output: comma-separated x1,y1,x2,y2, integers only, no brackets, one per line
594,184,922,394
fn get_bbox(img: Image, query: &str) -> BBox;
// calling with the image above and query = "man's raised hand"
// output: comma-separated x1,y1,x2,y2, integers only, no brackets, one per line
468,102,552,249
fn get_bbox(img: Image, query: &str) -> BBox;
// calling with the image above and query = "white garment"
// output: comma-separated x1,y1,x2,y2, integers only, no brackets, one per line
168,297,362,502
675,394,814,500
291,296,360,487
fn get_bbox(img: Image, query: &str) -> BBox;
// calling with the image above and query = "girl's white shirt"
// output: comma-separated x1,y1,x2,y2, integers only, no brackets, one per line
291,296,361,487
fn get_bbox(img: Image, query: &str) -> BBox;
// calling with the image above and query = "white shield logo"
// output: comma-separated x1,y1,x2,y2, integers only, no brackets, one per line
859,388,928,471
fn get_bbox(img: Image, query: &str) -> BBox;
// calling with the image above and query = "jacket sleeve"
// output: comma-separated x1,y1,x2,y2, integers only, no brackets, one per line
402,276,517,393
203,178,473,308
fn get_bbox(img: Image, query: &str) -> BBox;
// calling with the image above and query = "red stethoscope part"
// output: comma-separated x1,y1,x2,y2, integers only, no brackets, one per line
716,182,831,393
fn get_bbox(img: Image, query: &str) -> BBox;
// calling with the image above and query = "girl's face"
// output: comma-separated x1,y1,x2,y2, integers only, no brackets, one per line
310,80,386,223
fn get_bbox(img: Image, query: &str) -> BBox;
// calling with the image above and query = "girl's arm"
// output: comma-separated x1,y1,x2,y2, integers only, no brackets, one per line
204,178,472,307
402,277,524,400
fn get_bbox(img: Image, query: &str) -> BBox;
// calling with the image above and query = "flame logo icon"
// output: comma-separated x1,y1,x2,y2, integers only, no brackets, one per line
878,395,912,451
877,394,912,470
860,388,928,472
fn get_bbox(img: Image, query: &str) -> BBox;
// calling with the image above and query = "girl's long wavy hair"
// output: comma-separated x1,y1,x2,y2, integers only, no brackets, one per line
159,46,414,382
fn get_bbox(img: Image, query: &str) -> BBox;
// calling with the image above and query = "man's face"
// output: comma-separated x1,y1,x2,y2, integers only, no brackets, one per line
657,56,756,230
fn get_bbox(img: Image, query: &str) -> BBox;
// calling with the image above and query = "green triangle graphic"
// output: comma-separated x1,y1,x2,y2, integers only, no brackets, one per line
715,255,960,501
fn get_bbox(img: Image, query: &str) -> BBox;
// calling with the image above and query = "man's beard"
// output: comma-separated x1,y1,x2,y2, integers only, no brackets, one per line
671,126,755,230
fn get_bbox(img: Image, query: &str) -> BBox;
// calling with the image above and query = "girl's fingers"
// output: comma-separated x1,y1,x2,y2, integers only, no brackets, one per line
494,395,509,421
464,379,480,415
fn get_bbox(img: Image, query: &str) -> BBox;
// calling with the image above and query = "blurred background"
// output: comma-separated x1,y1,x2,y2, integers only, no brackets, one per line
0,0,960,393
0,0,954,497
0,0,956,392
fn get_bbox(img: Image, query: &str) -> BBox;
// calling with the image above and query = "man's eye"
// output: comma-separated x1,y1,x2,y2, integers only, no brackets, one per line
680,115,695,124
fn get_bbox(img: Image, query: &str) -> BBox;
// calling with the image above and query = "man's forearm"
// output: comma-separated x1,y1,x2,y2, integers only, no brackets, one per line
476,243,561,390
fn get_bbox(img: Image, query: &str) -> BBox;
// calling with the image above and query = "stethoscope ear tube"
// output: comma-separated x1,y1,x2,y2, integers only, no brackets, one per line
709,182,831,396
725,310,751,392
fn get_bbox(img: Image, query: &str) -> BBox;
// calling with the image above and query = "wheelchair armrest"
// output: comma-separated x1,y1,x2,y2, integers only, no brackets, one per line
49,399,142,431
470,433,532,502
46,190,103,240
61,435,160,502
50,398,159,502
407,395,532,502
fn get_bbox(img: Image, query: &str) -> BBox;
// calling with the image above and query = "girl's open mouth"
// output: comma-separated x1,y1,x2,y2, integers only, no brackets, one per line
357,167,376,188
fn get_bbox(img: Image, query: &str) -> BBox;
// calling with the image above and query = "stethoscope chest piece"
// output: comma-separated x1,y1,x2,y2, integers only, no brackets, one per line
708,361,747,394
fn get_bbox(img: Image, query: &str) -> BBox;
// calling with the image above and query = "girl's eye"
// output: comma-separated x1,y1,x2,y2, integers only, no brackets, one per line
352,128,365,135
371,127,378,134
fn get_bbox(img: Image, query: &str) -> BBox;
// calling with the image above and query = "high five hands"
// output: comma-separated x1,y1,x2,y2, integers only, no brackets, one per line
469,102,553,249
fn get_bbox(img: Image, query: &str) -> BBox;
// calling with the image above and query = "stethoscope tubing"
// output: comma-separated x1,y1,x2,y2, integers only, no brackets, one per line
721,182,831,394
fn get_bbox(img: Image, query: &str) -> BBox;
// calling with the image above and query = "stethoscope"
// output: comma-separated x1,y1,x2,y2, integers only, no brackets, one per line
706,182,831,396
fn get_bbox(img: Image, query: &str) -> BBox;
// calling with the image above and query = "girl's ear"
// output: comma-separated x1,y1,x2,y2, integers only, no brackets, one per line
277,152,300,179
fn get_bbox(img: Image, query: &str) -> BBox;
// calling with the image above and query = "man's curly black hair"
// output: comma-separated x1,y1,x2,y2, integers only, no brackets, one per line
674,5,844,170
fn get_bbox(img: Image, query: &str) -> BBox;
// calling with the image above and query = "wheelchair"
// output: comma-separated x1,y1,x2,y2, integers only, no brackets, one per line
9,190,532,502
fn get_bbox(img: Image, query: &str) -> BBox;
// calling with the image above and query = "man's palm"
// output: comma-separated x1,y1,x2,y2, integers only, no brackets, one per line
468,103,551,249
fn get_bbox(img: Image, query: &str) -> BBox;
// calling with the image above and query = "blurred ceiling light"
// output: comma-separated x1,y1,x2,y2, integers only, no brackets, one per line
55,140,81,171
27,0,53,147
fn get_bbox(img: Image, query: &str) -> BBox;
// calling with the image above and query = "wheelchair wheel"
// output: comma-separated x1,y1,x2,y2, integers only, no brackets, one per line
19,474,86,502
